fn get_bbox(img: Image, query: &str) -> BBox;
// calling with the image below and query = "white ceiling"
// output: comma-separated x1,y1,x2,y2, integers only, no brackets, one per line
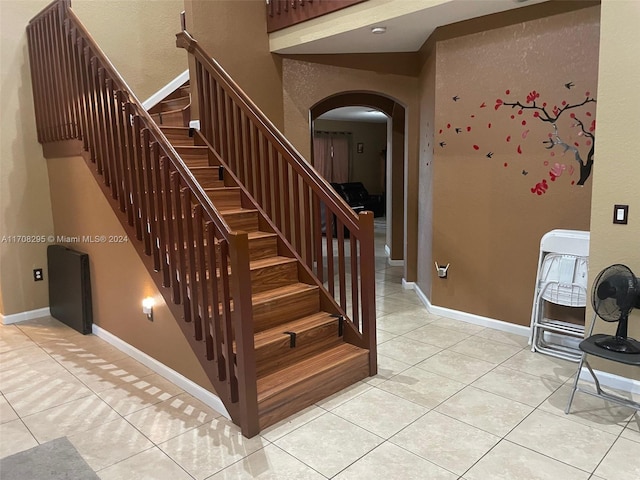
270,0,548,54
285,0,548,123
317,106,388,123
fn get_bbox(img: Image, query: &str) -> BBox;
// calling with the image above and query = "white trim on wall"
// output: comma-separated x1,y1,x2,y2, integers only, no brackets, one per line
413,284,640,395
92,324,231,420
579,367,640,395
1,307,51,325
385,245,404,267
413,284,529,336
401,279,415,290
142,70,190,111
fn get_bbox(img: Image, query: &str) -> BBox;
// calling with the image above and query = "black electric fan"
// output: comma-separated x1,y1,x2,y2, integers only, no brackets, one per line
591,264,640,354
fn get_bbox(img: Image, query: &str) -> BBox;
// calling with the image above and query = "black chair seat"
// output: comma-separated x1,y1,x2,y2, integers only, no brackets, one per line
579,334,640,366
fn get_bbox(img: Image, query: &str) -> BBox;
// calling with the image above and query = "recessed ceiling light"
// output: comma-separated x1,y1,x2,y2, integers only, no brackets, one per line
371,26,387,34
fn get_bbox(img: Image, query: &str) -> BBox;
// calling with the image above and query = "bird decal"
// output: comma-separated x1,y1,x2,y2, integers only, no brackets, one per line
439,142,447,148
564,82,575,90
452,95,460,102
486,152,494,159
455,128,462,134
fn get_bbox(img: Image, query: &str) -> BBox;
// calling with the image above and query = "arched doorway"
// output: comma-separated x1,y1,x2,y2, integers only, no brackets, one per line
310,92,406,265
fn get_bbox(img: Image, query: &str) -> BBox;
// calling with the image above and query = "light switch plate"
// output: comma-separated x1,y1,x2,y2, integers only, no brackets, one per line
613,204,628,225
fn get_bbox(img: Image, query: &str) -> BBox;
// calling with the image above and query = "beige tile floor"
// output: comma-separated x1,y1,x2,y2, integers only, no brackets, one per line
1,230,637,479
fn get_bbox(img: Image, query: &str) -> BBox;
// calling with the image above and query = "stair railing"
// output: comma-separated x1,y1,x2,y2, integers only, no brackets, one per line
27,0,259,437
265,0,367,33
177,30,377,374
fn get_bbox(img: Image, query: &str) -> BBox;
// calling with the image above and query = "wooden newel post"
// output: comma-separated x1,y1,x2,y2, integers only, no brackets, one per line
358,211,377,375
228,231,259,437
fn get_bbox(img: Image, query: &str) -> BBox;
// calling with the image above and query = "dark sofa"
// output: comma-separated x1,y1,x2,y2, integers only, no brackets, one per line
331,182,385,218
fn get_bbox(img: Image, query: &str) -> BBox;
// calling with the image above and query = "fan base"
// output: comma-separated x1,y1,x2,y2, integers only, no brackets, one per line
594,336,640,354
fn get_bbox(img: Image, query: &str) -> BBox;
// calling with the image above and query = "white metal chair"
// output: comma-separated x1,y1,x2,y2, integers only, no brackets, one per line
529,230,589,362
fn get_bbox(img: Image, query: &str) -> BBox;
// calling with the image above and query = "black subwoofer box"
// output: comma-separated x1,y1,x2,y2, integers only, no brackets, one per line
47,245,93,334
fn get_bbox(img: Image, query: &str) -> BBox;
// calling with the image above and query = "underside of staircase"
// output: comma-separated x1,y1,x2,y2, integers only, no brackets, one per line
138,83,372,431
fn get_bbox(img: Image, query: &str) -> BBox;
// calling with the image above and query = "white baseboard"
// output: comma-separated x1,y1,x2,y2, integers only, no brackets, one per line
413,284,529,337
142,70,190,111
401,279,415,290
92,324,230,420
189,120,200,130
384,245,404,267
579,367,640,395
1,307,51,325
413,285,640,394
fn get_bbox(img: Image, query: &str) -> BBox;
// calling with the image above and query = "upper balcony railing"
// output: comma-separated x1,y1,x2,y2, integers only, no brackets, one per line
266,0,367,33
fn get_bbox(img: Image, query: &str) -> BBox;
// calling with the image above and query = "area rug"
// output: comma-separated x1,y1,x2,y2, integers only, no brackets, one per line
0,436,99,480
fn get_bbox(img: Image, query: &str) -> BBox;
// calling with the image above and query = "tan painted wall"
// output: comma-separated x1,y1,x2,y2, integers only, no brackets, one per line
428,6,599,326
184,0,284,128
72,0,186,101
282,58,420,279
0,0,187,317
0,0,56,316
587,0,640,381
47,155,216,391
313,119,387,194
417,51,436,299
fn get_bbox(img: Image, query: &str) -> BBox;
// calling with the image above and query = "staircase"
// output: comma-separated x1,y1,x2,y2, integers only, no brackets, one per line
26,0,376,438
149,82,191,127
158,108,370,429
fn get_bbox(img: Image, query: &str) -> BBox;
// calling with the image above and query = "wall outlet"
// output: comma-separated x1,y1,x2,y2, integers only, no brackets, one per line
33,268,43,281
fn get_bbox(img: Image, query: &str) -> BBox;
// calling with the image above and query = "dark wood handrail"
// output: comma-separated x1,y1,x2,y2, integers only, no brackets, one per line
176,30,360,234
27,0,259,436
63,9,230,237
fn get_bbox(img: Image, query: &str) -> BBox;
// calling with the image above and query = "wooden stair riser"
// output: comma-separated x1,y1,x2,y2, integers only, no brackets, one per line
257,346,369,430
190,168,225,189
204,234,277,263
222,209,259,232
255,320,342,377
150,109,186,127
159,126,194,146
245,234,278,261
173,146,214,168
253,286,319,332
153,96,190,112
162,84,190,101
250,260,298,295
206,188,242,211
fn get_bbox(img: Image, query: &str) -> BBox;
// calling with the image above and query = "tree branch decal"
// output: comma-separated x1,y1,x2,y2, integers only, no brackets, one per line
496,91,596,186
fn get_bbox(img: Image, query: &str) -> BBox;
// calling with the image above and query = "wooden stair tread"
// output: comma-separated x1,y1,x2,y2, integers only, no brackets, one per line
160,126,190,134
174,145,208,152
204,186,240,192
252,282,317,305
220,207,258,215
253,312,336,349
250,256,296,270
257,343,367,402
248,231,277,241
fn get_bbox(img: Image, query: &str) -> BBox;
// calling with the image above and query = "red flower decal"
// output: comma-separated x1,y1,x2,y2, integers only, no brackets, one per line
526,90,540,104
531,179,549,195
